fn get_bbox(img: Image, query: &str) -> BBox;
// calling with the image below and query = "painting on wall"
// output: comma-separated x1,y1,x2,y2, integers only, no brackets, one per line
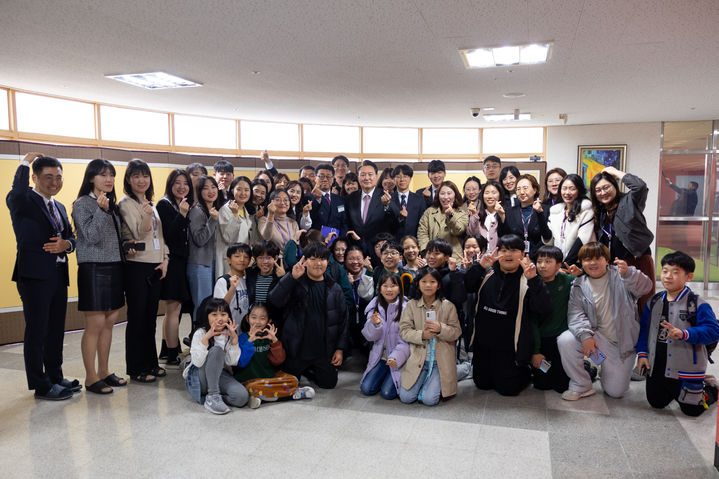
577,144,627,189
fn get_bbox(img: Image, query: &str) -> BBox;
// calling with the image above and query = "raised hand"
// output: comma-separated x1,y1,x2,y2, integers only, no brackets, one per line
444,206,455,217
292,256,307,279
381,189,391,206
370,311,382,325
274,257,286,277
613,258,628,275
479,247,503,269
96,191,110,211
532,199,543,213
423,186,432,198
660,320,684,340
312,183,323,201
179,197,190,217
400,205,408,218
520,254,537,279
255,205,265,219
226,319,238,343
23,152,43,164
560,262,583,276
266,323,278,343
267,201,277,216
141,200,154,217
362,256,373,271
261,149,271,165
228,200,239,215
467,201,478,217
324,231,338,245
303,201,312,214
347,230,361,241
416,256,427,268
461,250,473,269
495,201,505,220
217,178,226,192
229,274,240,289
293,229,306,243
209,206,219,220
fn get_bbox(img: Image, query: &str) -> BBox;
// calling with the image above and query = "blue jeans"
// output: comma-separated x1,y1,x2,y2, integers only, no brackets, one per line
361,360,398,399
187,263,214,325
399,361,441,406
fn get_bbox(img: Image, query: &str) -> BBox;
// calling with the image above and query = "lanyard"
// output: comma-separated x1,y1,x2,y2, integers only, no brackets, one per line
600,212,612,240
521,207,532,239
273,217,291,245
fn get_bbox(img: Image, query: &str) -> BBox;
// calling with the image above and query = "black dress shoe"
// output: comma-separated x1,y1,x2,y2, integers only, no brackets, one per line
35,384,73,401
56,378,82,392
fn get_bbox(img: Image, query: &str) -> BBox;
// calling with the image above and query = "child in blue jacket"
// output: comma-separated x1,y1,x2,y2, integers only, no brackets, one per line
636,251,719,416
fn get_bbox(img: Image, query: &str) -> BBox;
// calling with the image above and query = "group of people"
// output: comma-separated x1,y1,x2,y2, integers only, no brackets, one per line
7,150,719,419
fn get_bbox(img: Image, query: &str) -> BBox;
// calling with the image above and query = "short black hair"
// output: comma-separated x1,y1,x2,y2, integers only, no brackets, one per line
303,242,331,260
412,267,445,300
252,240,280,259
186,162,207,176
227,242,252,258
381,240,404,256
124,159,154,202
359,160,378,174
497,234,524,251
331,155,349,166
463,234,487,253
213,160,234,173
372,232,395,246
484,155,501,166
345,244,364,257
299,165,315,175
425,238,453,257
689,181,699,189
316,163,335,175
661,250,695,273
392,164,413,178
536,245,563,263
32,156,62,175
269,188,289,202
427,160,446,173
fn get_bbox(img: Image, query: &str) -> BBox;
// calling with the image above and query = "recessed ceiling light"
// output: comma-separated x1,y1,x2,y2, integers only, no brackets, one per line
502,92,526,98
482,107,495,111
460,42,552,69
105,72,202,89
483,113,532,122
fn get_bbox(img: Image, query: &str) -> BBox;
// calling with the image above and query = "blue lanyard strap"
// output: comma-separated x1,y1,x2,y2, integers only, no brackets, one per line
418,338,436,403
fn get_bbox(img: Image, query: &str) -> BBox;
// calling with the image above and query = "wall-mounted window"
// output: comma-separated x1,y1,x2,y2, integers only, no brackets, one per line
482,127,543,153
100,105,169,144
15,92,94,138
174,114,236,149
422,128,479,154
240,121,299,151
303,124,360,153
0,89,8,130
363,127,418,154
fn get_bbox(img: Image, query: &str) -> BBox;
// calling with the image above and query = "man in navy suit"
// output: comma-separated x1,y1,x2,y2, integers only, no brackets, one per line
345,160,398,254
310,163,347,237
415,159,446,207
392,164,426,240
6,152,79,400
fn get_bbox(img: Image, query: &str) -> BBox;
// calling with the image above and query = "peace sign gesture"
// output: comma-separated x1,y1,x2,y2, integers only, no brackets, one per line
274,257,286,277
560,262,582,276
292,256,307,279
479,247,503,269
520,254,537,279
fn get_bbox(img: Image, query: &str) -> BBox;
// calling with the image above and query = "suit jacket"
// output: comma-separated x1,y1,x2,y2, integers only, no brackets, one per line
392,190,426,240
310,192,347,236
346,188,398,252
415,185,436,208
6,164,75,284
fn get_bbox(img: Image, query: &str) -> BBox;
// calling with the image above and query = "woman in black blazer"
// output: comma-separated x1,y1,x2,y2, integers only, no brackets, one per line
498,174,552,260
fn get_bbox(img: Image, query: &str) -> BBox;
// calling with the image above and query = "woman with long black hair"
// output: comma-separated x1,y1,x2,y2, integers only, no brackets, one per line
547,174,594,266
156,169,193,366
72,159,126,394
118,159,169,383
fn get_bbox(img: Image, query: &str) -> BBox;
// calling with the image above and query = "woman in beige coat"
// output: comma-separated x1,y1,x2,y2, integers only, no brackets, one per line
216,176,256,276
417,181,468,261
399,267,461,405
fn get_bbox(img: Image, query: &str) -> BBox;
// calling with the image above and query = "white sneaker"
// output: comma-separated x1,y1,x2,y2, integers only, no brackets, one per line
204,394,231,414
292,386,315,400
561,388,596,401
248,395,261,409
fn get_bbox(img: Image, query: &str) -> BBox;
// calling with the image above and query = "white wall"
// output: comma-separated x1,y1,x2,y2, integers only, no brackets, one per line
546,122,662,249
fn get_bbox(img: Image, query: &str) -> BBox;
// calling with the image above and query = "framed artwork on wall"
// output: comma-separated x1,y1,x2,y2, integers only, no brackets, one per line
577,144,627,189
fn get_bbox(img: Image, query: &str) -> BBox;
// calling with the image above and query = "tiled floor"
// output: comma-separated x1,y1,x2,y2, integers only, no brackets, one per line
2,310,719,478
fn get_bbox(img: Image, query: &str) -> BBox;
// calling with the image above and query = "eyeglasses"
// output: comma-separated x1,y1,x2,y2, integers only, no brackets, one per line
483,164,500,170
317,174,333,180
382,251,400,257
515,186,533,192
273,198,290,204
594,185,614,195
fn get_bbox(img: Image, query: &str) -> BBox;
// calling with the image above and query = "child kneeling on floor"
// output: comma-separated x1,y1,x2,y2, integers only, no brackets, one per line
557,242,653,400
183,297,249,414
361,273,410,399
234,303,315,409
636,251,719,416
399,267,461,406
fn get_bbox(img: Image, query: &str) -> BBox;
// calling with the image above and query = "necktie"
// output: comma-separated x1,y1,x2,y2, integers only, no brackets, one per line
47,200,62,235
362,194,371,223
400,194,407,209
324,193,331,207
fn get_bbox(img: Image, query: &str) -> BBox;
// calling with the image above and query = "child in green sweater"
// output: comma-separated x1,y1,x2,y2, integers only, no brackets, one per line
234,303,315,409
531,245,575,393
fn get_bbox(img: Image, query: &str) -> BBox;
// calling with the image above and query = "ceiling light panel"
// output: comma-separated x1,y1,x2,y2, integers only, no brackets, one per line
483,113,532,122
460,43,552,69
106,72,202,89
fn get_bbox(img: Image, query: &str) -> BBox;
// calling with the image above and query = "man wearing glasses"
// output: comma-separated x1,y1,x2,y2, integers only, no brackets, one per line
483,155,502,182
310,163,347,237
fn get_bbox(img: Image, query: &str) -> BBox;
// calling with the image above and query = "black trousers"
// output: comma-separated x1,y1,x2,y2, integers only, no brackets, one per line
531,335,570,393
646,372,716,417
124,262,162,376
473,347,530,396
284,355,338,389
17,263,68,391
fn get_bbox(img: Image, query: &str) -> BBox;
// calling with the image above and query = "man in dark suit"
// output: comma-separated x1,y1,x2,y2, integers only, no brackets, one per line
415,159,446,207
6,152,79,400
213,159,234,204
310,163,347,236
346,160,398,254
392,164,426,240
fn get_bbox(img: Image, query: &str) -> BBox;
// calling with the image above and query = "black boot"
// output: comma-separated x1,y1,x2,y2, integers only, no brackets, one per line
159,339,168,361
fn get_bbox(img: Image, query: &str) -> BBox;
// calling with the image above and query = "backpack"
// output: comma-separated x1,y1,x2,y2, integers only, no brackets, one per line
649,291,717,362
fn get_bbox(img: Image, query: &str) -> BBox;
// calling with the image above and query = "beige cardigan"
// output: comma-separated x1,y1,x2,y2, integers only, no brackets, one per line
118,196,169,264
216,203,256,276
416,206,468,260
257,214,298,252
399,298,461,398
